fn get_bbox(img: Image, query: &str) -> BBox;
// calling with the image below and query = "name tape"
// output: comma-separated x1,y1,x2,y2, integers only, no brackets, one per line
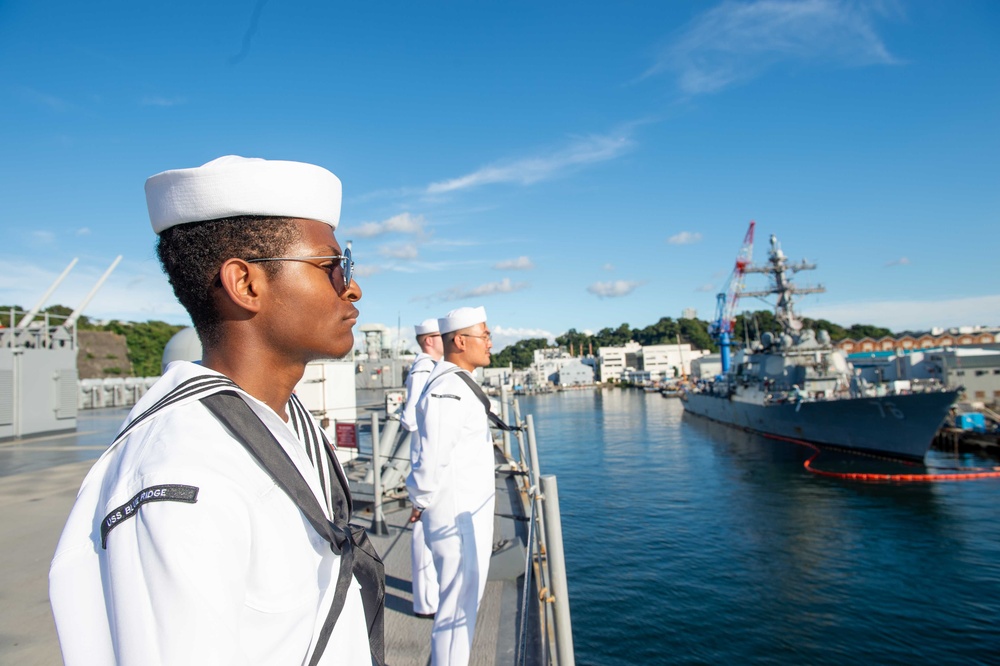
101,484,200,548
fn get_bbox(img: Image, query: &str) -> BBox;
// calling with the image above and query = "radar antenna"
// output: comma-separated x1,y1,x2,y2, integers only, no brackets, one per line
742,235,824,333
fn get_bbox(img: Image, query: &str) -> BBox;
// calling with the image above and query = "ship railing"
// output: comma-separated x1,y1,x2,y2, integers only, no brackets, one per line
1,307,78,351
504,388,575,666
78,376,159,410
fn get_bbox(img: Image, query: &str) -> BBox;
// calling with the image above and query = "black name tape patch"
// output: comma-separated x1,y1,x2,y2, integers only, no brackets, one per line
431,393,461,401
101,484,199,548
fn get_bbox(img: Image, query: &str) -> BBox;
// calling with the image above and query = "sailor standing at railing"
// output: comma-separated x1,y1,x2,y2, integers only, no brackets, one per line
402,317,444,618
406,306,496,666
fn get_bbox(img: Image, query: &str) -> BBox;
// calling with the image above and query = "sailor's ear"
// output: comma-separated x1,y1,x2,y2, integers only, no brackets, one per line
217,258,264,314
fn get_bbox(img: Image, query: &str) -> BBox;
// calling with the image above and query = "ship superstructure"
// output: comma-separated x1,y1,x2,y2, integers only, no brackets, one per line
683,233,958,460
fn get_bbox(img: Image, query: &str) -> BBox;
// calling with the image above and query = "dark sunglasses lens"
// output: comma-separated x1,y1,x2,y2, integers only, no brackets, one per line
342,254,352,287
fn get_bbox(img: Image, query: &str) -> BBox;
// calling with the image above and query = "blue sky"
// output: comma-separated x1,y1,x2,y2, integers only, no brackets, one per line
2,0,998,353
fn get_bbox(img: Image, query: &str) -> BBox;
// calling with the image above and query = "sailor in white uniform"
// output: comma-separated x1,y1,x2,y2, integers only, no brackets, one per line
49,156,382,666
406,306,496,666
402,317,444,617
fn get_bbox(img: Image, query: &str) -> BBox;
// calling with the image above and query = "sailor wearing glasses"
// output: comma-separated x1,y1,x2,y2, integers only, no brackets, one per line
402,318,445,618
50,156,383,665
406,306,496,666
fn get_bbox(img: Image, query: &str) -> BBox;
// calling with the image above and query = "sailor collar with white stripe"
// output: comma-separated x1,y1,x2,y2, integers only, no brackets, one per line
110,361,347,520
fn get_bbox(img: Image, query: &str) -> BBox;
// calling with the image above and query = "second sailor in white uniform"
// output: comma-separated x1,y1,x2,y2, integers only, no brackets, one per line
406,306,496,666
402,317,444,617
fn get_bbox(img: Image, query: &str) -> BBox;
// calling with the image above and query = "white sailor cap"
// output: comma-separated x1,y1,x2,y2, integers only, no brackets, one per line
414,318,440,336
144,155,342,234
438,306,487,334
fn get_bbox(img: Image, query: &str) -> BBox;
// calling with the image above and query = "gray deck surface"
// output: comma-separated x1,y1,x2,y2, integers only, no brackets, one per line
0,409,537,666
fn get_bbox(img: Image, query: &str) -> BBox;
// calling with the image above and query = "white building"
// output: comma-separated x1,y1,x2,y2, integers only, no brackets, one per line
557,360,595,386
598,341,642,383
482,364,515,391
640,343,705,381
691,353,722,380
526,347,597,388
598,341,707,383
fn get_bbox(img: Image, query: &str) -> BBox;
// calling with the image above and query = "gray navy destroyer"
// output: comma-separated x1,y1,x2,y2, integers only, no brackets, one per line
682,232,959,461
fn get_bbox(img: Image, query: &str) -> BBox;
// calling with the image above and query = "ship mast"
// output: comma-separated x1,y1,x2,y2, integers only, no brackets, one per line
742,235,824,333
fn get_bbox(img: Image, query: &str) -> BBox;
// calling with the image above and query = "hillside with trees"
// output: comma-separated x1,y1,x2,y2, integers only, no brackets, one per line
3,303,898,376
491,311,895,370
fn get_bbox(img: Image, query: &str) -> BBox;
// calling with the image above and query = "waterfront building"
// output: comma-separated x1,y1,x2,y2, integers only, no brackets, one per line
690,353,722,380
598,341,707,383
837,326,999,354
528,347,597,388
557,360,595,386
597,341,642,383
640,343,705,381
482,364,515,391
933,348,1000,405
848,347,1000,407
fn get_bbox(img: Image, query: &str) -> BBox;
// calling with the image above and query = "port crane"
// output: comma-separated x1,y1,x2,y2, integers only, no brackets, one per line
708,220,755,373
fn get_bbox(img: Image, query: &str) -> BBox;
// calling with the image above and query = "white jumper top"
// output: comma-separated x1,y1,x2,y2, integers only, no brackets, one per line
405,361,495,515
49,361,370,666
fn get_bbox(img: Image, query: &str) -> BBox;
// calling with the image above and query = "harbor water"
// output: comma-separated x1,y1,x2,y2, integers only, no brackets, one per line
518,389,1000,666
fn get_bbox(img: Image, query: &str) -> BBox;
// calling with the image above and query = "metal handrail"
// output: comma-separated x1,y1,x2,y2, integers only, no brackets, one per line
503,393,574,666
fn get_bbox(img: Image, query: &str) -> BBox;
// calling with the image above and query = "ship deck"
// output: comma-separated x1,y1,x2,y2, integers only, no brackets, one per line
0,408,539,665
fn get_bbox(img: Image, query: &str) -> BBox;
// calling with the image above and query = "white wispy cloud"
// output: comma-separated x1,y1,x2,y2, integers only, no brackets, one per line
76,227,91,236
378,244,419,260
808,294,1000,332
695,282,717,293
353,265,383,278
350,212,426,238
648,0,899,96
491,325,558,350
602,263,615,271
459,278,530,299
16,87,71,112
493,256,535,271
424,239,483,249
31,231,56,244
884,257,910,267
668,231,703,245
426,131,634,195
140,96,186,107
431,277,531,301
587,280,646,298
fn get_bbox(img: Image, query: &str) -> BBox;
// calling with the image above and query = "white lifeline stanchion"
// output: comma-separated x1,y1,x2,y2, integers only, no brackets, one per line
370,412,388,535
525,414,555,661
513,398,529,470
525,415,547,565
500,385,512,458
525,414,541,489
541,474,575,666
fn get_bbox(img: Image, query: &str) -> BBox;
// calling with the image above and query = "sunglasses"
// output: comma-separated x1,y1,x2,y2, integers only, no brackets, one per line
247,247,354,289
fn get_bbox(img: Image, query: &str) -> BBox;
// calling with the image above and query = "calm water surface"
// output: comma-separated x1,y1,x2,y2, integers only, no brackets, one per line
518,389,1000,666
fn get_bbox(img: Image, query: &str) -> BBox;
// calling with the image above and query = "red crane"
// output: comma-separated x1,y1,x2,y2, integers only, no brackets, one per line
708,220,755,373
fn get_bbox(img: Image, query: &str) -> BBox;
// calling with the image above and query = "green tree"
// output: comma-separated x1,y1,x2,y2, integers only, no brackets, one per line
104,320,186,377
846,323,893,340
490,337,551,369
678,317,715,352
591,322,631,348
554,328,591,354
